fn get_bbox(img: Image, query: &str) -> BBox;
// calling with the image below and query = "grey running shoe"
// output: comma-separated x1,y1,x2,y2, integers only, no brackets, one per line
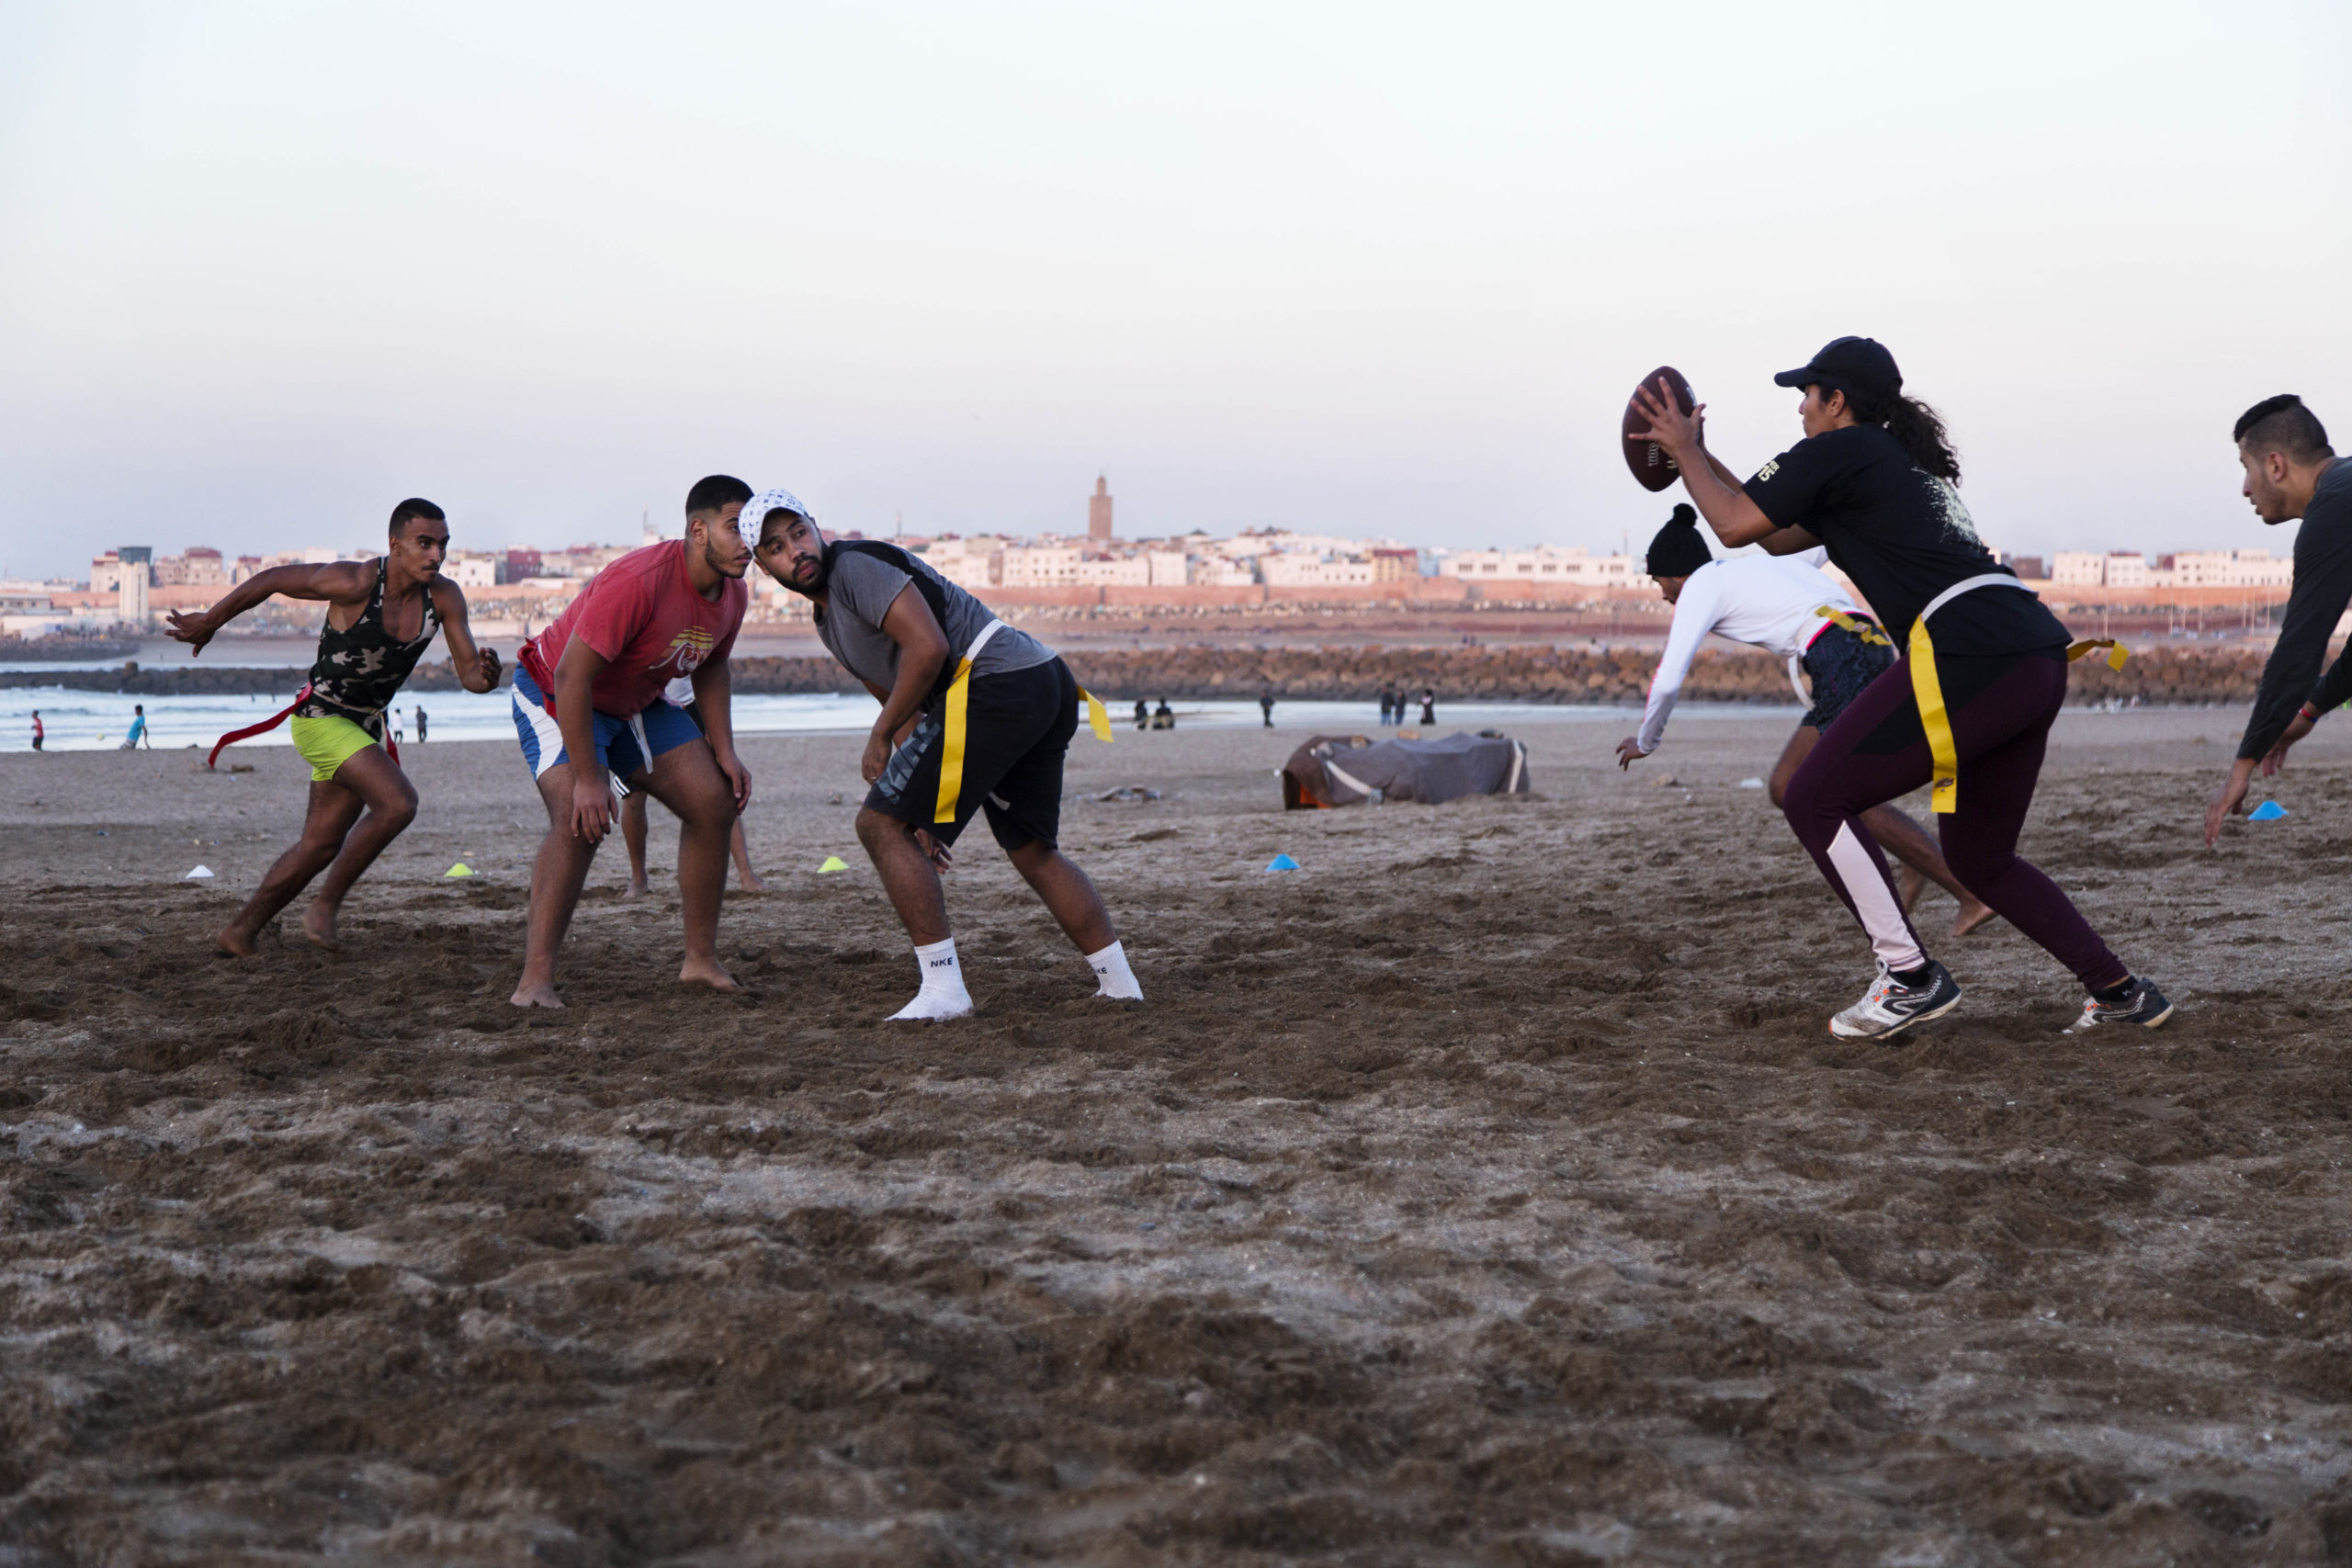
2062,976,2175,1032
1828,961,1962,1041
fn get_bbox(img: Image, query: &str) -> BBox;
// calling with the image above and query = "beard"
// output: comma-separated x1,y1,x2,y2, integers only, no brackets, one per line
781,544,831,596
701,536,750,579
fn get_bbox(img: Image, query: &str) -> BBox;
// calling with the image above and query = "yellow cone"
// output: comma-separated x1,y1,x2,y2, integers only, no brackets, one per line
445,863,475,878
818,855,850,874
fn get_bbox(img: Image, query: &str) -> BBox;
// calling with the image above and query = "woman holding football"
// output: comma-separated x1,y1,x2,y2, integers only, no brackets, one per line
1629,336,2170,1040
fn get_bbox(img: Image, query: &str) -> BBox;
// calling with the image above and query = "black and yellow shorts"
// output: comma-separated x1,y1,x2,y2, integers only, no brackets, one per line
866,658,1080,851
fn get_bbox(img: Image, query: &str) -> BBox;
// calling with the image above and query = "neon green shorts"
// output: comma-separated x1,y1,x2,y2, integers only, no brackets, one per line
288,714,380,783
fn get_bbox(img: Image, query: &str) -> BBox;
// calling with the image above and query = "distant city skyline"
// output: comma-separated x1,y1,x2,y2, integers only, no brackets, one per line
3,4,2346,581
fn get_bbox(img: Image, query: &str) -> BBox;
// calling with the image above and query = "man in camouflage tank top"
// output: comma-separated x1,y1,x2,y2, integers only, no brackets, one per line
167,499,502,956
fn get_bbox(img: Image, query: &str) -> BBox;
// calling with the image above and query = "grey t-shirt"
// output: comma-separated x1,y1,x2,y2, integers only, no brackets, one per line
816,545,1055,696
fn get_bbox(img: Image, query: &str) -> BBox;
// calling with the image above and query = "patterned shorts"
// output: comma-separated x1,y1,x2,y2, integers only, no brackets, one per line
1800,623,1896,731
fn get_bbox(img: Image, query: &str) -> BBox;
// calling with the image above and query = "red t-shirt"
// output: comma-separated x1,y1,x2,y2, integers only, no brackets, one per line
517,541,747,717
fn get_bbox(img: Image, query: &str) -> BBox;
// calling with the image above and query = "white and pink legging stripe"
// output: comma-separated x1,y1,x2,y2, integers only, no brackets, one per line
1781,651,2131,991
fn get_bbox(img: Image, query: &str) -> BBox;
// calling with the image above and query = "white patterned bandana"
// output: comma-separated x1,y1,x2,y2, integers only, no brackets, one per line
738,487,812,546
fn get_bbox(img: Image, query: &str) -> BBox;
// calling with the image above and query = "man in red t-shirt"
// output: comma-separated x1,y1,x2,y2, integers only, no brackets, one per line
507,474,754,1007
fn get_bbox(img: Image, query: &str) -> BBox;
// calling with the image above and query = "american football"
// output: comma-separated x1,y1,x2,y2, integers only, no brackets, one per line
1623,365,1696,491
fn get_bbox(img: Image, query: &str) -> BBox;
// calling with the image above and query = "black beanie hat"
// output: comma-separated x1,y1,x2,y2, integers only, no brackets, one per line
1645,503,1713,578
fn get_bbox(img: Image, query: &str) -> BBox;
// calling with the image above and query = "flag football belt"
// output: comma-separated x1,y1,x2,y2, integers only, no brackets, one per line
934,621,1114,825
206,682,404,771
1812,605,1894,648
1907,574,2125,815
1789,605,1893,700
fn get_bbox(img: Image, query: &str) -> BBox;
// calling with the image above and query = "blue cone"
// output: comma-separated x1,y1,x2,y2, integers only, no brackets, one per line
2248,799,2289,821
1265,853,1301,872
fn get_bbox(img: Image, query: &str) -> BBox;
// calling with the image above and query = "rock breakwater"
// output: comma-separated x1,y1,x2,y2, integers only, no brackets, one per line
0,644,2278,706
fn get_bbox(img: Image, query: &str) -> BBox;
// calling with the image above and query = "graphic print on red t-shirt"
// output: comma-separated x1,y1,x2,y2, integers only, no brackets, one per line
517,541,747,717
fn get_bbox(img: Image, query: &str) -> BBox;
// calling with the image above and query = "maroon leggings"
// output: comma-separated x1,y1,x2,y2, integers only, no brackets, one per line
1781,652,2128,991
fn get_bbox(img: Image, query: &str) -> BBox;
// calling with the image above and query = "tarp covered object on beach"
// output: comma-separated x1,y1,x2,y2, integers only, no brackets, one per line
1281,731,1530,809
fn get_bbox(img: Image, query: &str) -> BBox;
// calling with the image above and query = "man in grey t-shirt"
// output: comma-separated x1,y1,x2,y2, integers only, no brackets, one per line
747,491,1142,1021
815,542,1057,691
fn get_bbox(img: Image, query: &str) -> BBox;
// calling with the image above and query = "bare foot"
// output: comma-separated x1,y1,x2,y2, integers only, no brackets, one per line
620,879,651,901
736,870,771,893
510,982,565,1009
1897,867,1926,914
301,904,344,953
678,957,741,992
215,922,258,958
1951,899,2001,938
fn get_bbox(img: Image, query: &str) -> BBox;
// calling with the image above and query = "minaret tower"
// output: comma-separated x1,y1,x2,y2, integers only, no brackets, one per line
1088,475,1114,541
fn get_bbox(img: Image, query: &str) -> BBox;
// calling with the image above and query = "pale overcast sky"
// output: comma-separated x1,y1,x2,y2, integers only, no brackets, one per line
1,1,2346,579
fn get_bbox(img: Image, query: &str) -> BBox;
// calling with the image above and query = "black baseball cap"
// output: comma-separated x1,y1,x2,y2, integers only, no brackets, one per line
1773,336,1901,405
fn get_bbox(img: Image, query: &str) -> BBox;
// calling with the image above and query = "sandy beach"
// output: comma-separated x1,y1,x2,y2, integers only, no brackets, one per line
3,712,2349,1563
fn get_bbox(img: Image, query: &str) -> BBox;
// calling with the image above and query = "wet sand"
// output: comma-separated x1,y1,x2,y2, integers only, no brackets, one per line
3,712,2349,1564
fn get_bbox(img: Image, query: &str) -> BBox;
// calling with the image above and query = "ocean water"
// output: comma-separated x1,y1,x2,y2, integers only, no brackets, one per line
0,683,1796,754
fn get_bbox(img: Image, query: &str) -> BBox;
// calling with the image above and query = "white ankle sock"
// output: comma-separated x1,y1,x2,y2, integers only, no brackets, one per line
888,937,973,1021
1086,939,1142,1001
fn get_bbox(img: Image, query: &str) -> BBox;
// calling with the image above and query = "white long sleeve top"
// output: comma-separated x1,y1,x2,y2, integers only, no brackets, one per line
1634,550,1863,755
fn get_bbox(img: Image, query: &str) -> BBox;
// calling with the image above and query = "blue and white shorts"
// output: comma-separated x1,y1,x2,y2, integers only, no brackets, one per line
512,666,703,784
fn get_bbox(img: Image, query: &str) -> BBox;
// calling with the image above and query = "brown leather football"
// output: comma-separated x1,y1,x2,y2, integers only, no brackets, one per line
1623,366,1695,491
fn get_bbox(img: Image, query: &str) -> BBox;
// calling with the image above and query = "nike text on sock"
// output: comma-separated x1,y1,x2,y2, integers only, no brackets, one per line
1891,963,1934,989
2090,976,2135,1004
1086,939,1144,1001
888,937,973,1021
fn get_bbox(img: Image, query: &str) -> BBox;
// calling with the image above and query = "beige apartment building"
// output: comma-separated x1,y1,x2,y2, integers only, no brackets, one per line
2052,549,2291,590
1438,545,1638,588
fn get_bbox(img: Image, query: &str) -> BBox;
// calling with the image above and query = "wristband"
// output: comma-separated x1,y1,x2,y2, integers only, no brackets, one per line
2301,702,2324,723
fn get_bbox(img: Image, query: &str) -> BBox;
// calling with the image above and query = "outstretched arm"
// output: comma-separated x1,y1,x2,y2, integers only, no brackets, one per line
2211,513,2352,846
1620,577,1718,767
165,562,372,655
429,579,503,694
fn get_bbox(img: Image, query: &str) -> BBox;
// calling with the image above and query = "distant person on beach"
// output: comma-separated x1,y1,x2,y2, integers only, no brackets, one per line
509,476,753,1008
414,705,427,743
2203,395,2350,845
1151,699,1174,729
1630,334,2169,1037
1418,688,1436,725
1259,685,1275,727
119,705,150,750
167,498,500,956
29,710,41,751
1134,697,1148,731
1378,684,1394,726
751,489,1139,1021
621,675,767,897
1616,503,1993,936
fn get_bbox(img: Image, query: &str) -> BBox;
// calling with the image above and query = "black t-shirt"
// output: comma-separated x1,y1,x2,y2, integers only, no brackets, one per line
2242,457,2352,760
1746,424,2068,658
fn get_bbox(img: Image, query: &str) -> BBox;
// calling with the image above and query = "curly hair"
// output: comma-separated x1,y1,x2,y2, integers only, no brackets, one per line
1844,388,1962,486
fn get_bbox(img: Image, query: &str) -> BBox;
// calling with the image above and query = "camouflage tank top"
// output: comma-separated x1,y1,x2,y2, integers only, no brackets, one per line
295,558,442,731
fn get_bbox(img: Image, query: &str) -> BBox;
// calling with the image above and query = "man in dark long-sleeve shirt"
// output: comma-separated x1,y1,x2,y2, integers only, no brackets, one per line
2205,395,2351,847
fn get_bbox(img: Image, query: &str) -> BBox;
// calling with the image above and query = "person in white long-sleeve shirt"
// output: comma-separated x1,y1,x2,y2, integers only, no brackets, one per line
1617,506,1992,937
